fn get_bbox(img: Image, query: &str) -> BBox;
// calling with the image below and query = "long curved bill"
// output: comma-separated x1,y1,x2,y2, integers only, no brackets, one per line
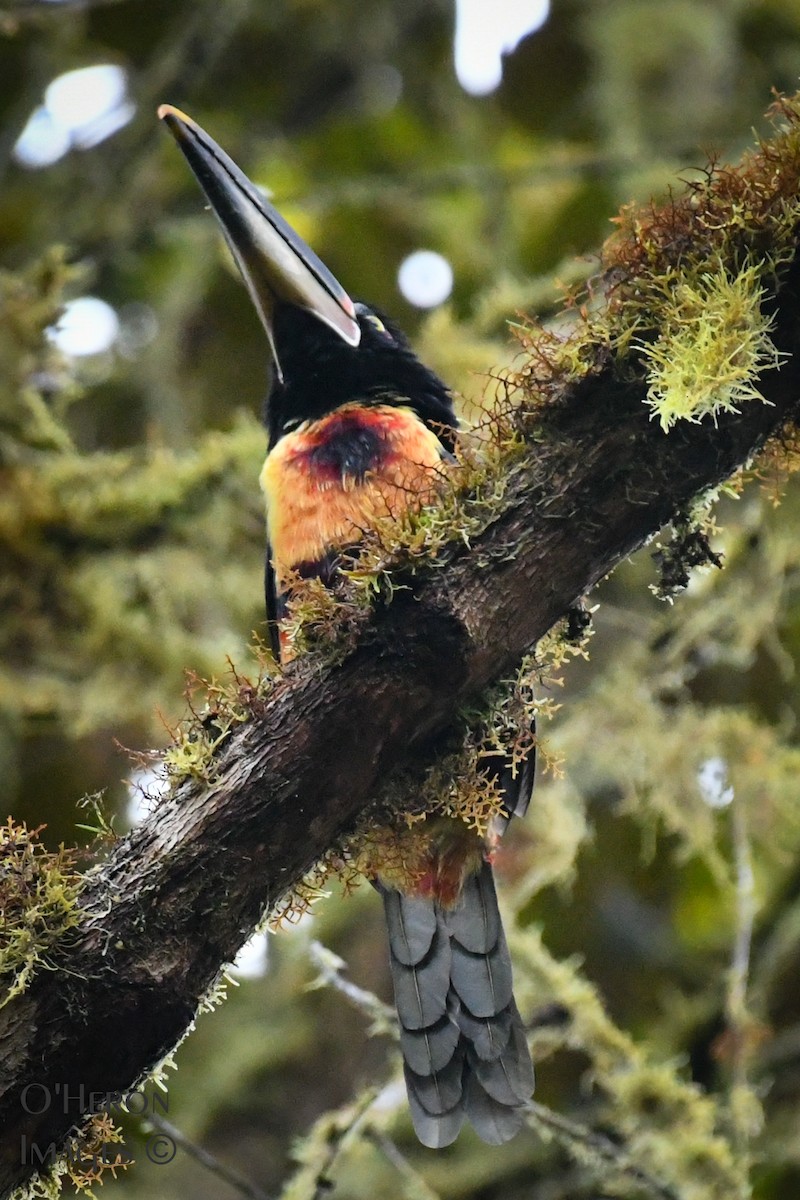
158,104,360,381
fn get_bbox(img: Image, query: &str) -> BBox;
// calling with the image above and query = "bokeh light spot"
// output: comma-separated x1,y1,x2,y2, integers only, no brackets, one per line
231,932,269,979
454,0,549,96
697,757,734,809
48,297,120,358
14,64,135,169
398,250,454,309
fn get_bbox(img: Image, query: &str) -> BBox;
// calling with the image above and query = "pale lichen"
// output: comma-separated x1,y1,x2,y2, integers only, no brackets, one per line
637,260,783,431
0,819,83,1007
508,92,800,457
516,929,753,1200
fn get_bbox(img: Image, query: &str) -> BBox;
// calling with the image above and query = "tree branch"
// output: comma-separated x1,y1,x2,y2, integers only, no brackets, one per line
4,116,800,1196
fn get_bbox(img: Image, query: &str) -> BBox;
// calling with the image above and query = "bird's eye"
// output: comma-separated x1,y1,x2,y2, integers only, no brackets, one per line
283,417,308,433
355,303,393,338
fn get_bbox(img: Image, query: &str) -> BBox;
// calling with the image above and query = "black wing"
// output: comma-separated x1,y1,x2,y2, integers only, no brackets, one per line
499,725,536,824
264,541,282,661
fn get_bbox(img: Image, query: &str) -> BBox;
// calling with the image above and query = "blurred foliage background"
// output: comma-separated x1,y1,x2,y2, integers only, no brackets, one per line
4,0,800,1197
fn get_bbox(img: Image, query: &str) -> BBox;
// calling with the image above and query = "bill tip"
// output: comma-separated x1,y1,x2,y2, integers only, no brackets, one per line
158,103,193,127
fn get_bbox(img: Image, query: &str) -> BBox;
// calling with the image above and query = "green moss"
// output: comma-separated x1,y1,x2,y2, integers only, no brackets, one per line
280,1090,380,1200
2,413,267,734
160,652,277,786
516,930,753,1200
12,1112,131,1200
0,818,83,1006
515,92,800,439
0,247,83,461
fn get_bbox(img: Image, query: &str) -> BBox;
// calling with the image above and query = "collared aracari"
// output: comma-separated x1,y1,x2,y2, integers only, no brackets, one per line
159,105,535,1148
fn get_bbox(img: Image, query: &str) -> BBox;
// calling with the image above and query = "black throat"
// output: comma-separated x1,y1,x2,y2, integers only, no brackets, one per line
265,304,458,452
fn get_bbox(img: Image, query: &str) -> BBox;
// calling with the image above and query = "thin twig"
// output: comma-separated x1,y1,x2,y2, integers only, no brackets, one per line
143,1113,273,1200
308,940,397,1031
725,786,760,1158
527,1101,680,1200
367,1130,443,1200
307,1090,379,1200
728,792,756,1056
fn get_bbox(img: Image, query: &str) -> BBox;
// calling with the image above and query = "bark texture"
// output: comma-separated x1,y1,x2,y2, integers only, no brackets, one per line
2,262,800,1196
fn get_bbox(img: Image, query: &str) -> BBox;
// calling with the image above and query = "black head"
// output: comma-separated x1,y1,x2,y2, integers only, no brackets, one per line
159,106,457,451
268,301,456,450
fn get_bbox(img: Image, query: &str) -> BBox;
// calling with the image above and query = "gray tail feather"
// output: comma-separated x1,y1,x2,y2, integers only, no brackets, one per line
379,862,533,1148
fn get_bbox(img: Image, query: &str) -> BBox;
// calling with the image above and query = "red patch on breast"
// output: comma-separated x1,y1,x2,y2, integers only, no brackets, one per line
295,408,387,484
286,405,433,483
301,405,404,442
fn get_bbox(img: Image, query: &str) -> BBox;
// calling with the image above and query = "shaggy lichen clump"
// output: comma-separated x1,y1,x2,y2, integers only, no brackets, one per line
525,94,800,436
0,819,83,1006
638,260,782,430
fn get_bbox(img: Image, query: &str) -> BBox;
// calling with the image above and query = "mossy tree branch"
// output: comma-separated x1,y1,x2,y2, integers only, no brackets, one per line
4,98,800,1198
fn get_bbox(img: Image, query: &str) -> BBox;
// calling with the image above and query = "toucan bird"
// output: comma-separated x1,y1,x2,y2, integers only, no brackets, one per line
159,105,535,1148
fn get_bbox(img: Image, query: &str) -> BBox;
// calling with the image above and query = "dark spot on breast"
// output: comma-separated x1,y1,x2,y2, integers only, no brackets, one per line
308,418,386,482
